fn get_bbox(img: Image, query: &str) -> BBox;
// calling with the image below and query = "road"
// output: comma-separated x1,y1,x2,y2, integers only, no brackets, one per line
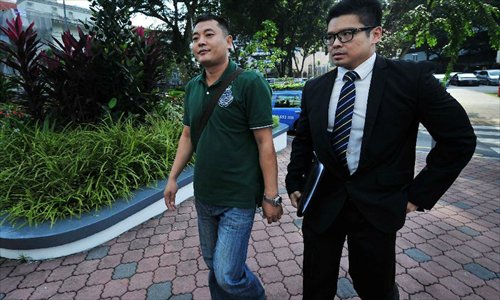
448,84,498,95
447,85,499,126
416,125,499,158
442,86,499,158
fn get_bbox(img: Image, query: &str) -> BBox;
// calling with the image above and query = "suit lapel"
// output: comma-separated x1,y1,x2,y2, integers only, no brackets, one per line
315,69,350,176
309,69,337,166
357,55,387,170
319,69,337,141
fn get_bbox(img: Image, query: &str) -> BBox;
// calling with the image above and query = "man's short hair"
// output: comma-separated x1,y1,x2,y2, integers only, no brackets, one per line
326,0,382,28
194,14,230,35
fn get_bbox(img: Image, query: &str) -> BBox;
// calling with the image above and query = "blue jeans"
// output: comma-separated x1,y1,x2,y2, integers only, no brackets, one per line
195,199,265,300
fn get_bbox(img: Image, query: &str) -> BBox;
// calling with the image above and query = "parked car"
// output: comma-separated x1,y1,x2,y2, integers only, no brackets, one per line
433,74,449,87
475,69,500,85
449,73,480,86
293,77,308,83
271,90,302,131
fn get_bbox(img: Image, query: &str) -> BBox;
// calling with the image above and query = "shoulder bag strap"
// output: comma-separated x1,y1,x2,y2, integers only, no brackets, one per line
192,68,244,145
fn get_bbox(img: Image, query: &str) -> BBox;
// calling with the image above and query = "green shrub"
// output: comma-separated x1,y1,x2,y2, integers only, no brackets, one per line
0,15,46,122
1,11,169,127
163,90,185,107
84,0,168,122
0,73,17,103
272,115,280,128
150,91,184,124
270,82,305,90
0,104,30,129
0,114,183,227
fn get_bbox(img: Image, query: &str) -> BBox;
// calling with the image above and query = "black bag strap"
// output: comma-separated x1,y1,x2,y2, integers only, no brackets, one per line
192,68,244,145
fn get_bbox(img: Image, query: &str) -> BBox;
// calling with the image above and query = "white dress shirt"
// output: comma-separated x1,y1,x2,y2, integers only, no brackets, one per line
328,53,376,174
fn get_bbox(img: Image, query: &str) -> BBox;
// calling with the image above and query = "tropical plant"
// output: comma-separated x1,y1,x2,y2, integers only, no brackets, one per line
0,73,17,103
0,104,29,129
40,28,105,124
83,0,168,120
0,14,46,122
154,90,184,120
0,114,183,227
125,27,168,113
39,20,167,125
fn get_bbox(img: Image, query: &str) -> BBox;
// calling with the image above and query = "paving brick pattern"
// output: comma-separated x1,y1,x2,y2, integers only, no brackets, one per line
0,143,499,299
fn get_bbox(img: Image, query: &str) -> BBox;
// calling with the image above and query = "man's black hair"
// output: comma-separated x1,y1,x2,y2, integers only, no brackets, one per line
326,0,382,27
194,14,230,35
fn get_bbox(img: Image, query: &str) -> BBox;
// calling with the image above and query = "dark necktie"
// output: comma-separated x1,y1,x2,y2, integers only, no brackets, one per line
331,71,359,167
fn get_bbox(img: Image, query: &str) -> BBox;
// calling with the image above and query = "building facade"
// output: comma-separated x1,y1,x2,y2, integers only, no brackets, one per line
294,49,333,79
1,0,92,45
1,0,92,74
0,0,16,11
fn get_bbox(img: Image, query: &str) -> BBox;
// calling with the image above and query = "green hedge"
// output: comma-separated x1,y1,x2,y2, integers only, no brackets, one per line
0,115,183,227
270,81,305,91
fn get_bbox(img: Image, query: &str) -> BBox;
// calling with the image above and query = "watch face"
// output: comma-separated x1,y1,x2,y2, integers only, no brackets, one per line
264,195,282,206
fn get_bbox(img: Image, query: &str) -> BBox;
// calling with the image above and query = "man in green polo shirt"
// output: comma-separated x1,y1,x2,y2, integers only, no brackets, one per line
163,14,283,299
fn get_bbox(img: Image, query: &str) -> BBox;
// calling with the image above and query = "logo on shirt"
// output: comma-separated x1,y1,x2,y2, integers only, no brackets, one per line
218,86,234,107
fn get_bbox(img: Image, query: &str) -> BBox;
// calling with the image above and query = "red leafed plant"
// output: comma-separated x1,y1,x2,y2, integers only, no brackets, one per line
40,27,106,124
0,14,45,122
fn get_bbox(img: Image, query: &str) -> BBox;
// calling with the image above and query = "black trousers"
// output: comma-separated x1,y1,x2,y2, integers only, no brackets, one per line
302,199,399,300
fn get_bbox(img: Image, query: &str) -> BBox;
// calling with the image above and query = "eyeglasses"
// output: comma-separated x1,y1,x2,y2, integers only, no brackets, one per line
323,26,376,45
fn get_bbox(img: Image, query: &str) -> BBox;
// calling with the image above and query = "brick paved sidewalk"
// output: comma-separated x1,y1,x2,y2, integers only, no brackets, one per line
1,144,499,299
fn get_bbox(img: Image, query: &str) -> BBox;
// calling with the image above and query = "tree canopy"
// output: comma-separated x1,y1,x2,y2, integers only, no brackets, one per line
381,0,500,74
222,0,330,77
121,0,329,77
105,0,499,78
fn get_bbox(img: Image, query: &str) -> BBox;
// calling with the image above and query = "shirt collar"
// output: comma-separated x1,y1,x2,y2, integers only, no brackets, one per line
199,60,237,87
337,53,376,81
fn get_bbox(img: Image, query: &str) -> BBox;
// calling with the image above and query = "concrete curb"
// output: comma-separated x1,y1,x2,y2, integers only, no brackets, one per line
0,169,194,260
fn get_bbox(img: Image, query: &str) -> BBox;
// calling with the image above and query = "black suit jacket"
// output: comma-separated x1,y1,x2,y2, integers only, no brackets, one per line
286,55,476,234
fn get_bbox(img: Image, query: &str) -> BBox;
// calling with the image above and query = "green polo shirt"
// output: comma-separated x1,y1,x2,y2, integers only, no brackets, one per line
183,61,273,208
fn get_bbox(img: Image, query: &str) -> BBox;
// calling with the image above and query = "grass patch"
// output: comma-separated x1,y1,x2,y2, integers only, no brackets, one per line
0,114,183,227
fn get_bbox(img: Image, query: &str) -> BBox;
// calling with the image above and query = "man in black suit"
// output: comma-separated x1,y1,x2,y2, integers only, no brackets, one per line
285,0,476,299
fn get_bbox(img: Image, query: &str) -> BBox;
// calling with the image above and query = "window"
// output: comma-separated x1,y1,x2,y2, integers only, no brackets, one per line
274,95,301,108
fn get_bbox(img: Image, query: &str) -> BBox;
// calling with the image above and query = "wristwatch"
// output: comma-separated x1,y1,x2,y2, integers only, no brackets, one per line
263,194,282,206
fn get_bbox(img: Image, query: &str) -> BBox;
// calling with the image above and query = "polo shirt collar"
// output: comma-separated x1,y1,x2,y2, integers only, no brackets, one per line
199,60,237,87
